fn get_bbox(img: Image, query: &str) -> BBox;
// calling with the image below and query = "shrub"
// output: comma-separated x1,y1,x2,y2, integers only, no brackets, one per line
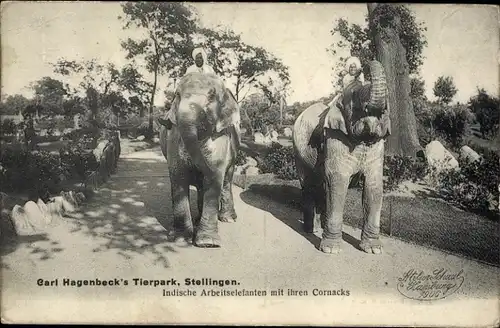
235,149,247,166
0,147,64,200
59,139,99,179
383,155,429,192
432,104,472,149
1,119,18,136
436,151,499,219
414,100,473,150
258,142,298,180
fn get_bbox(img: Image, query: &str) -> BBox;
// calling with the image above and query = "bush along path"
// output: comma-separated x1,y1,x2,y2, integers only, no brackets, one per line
0,133,121,247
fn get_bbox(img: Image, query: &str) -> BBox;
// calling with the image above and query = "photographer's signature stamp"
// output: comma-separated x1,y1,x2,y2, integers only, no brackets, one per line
397,269,464,301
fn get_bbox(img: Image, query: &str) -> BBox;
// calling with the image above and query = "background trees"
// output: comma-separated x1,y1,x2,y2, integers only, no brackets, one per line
119,2,198,137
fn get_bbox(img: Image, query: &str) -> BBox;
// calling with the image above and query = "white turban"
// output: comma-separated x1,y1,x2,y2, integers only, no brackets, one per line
192,47,208,62
345,56,362,71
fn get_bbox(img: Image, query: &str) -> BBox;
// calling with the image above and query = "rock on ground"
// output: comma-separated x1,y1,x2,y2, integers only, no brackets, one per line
23,201,47,230
245,156,258,167
11,204,36,235
136,135,146,141
425,140,459,173
37,199,52,224
459,145,481,163
245,166,260,176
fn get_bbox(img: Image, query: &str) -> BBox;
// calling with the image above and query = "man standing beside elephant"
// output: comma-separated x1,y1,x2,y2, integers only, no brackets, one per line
293,59,390,255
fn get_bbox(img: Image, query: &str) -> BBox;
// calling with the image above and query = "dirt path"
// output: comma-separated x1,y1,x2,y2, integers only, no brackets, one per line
1,147,499,325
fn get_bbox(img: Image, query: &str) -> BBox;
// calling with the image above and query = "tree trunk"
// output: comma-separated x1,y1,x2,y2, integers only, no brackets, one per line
148,62,159,139
367,3,421,157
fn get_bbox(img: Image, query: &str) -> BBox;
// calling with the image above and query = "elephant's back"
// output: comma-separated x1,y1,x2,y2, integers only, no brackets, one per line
293,102,328,168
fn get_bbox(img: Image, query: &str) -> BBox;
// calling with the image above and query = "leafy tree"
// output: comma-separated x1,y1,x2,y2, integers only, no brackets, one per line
118,64,152,118
119,1,198,137
468,88,499,139
0,94,31,116
30,76,69,116
329,4,427,86
198,26,291,104
433,76,457,105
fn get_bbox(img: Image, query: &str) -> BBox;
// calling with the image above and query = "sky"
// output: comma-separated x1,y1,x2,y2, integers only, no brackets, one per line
1,2,498,106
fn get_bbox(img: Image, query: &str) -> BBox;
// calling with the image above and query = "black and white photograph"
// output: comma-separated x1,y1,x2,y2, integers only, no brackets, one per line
1,2,499,325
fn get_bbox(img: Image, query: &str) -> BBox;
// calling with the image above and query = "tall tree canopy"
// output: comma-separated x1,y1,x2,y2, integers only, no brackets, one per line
119,1,198,136
197,26,291,104
433,76,457,105
329,4,427,87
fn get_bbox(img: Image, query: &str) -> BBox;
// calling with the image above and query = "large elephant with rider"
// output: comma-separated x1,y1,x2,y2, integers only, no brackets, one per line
159,72,241,248
292,60,390,255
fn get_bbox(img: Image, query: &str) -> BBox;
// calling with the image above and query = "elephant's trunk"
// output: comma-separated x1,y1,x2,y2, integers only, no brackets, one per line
366,60,387,111
176,97,213,173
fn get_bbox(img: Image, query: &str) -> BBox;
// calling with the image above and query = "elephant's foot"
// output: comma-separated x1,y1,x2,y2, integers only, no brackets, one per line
194,217,221,248
167,230,193,246
359,238,383,254
218,211,237,223
194,232,221,248
319,238,342,254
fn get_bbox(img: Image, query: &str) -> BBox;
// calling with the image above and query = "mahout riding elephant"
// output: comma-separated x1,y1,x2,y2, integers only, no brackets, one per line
292,60,390,255
158,72,241,248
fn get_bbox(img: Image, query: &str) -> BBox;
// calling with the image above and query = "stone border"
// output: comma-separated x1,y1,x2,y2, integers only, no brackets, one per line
0,134,121,240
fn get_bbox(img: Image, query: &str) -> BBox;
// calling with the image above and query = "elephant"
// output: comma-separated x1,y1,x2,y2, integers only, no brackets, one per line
158,72,241,248
292,60,390,255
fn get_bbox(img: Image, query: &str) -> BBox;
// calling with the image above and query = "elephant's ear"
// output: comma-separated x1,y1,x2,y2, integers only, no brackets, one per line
215,88,241,135
323,96,348,135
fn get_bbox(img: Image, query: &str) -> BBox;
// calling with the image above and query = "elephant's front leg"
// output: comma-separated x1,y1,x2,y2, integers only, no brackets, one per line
194,173,224,248
359,141,384,254
321,169,350,254
169,175,194,244
219,165,237,223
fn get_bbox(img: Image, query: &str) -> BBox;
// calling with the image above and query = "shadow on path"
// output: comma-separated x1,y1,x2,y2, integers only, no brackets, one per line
240,183,500,266
239,184,361,251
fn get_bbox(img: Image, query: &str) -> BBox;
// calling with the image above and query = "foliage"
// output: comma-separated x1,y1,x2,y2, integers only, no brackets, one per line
410,76,426,100
30,76,69,116
468,88,499,139
329,4,427,85
59,140,99,180
119,2,198,136
1,119,18,136
241,93,281,133
433,76,457,105
235,149,247,166
257,142,298,180
0,94,31,116
414,99,472,149
432,103,472,149
383,155,428,191
197,26,291,104
436,151,499,219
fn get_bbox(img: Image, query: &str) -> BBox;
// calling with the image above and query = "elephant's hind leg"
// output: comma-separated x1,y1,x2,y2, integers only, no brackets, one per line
219,165,237,223
301,172,318,233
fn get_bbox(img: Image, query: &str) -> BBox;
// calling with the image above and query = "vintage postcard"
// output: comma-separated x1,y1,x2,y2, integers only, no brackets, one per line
1,1,499,326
